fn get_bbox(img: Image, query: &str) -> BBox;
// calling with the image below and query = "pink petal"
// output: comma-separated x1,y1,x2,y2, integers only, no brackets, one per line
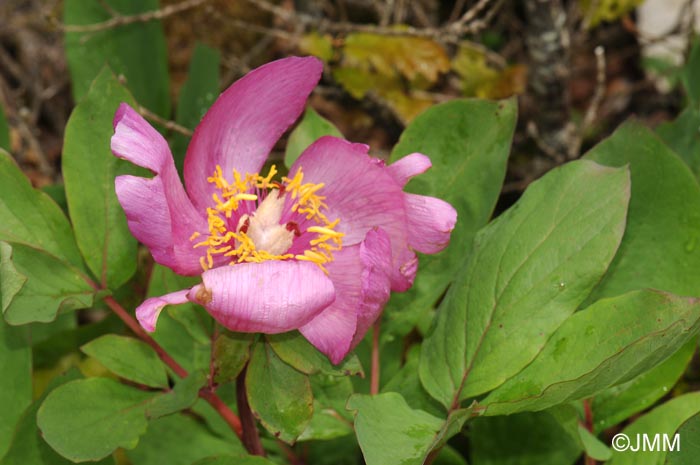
183,56,323,211
404,194,457,254
387,153,432,187
291,136,411,290
300,228,392,364
189,260,335,333
136,289,191,332
112,103,206,276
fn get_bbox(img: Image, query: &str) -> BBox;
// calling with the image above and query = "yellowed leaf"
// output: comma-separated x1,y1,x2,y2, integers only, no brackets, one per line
580,0,644,27
452,43,526,99
298,32,335,62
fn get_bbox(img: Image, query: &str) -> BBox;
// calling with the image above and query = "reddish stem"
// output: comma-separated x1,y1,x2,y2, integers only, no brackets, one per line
101,295,244,439
370,318,381,395
236,366,266,456
583,399,597,465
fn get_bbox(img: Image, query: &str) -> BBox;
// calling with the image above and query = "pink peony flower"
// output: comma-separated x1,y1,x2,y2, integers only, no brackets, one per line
111,56,456,363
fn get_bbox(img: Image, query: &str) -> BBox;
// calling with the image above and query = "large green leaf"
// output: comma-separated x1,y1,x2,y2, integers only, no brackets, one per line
348,392,470,465
480,290,700,415
192,456,276,465
81,334,169,388
681,38,700,109
172,43,220,174
420,160,630,408
245,342,313,443
1,242,94,325
125,412,245,465
298,375,354,441
37,378,158,461
267,331,363,377
64,0,170,117
0,318,31,458
584,121,700,300
657,108,700,180
62,67,144,289
284,108,343,167
665,413,700,465
469,411,581,465
592,339,696,433
385,99,517,338
607,392,700,465
348,393,444,465
0,151,83,267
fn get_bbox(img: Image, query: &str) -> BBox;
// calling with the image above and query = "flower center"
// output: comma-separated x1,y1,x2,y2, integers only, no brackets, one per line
191,164,343,273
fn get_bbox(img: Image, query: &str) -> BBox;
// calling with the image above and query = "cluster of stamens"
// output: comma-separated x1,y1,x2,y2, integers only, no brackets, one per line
190,164,343,273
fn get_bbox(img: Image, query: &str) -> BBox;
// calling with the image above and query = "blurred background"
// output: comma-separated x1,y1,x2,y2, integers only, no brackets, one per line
1,0,699,205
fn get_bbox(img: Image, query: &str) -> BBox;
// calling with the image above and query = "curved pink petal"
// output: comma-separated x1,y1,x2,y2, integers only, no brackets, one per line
300,228,393,364
404,194,457,254
291,136,412,291
189,260,335,333
387,153,432,187
184,56,323,211
112,103,206,275
136,289,191,332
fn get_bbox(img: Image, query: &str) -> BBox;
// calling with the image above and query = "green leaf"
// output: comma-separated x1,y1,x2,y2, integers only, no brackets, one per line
246,342,313,443
480,290,700,415
348,392,464,465
267,331,363,377
577,424,611,461
584,121,700,300
0,318,31,459
0,104,9,151
81,334,169,388
1,242,94,325
681,38,700,108
147,264,211,373
420,160,630,408
469,411,582,465
657,106,700,180
608,392,700,465
299,374,355,441
385,98,516,339
62,67,144,289
0,369,90,465
37,378,158,461
383,345,444,417
285,108,342,167
126,413,246,465
0,150,83,267
146,371,208,419
192,456,276,465
665,413,700,464
172,43,220,174
213,331,254,384
64,0,170,117
592,340,696,433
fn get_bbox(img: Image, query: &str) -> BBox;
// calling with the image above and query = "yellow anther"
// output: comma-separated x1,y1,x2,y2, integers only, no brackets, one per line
189,231,201,241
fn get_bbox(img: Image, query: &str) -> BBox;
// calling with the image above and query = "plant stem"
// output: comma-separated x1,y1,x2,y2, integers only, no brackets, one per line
101,295,244,439
583,399,597,465
236,366,266,456
370,318,381,395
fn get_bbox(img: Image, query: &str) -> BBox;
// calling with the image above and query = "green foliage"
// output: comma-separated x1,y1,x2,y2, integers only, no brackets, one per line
246,342,313,443
666,413,700,465
420,160,630,408
299,375,355,441
608,392,700,464
62,67,143,289
285,108,343,167
386,99,517,340
580,0,643,27
64,0,171,117
213,331,254,384
81,334,169,388
0,319,30,459
172,43,221,174
481,290,700,415
37,378,158,461
0,105,9,151
1,242,94,325
267,331,363,377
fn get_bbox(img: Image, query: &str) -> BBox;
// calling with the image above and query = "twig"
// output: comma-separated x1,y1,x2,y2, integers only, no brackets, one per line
62,0,209,33
100,295,244,440
570,46,606,158
236,366,266,456
137,105,193,137
245,0,503,43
